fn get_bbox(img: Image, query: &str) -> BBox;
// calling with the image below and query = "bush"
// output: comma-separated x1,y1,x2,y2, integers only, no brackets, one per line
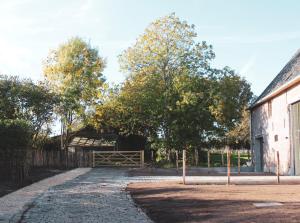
0,119,32,184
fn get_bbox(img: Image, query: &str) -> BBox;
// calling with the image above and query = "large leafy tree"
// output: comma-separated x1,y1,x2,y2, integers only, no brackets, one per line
43,37,106,149
168,74,215,150
226,107,251,149
117,13,215,151
0,75,58,148
209,67,253,145
94,14,253,161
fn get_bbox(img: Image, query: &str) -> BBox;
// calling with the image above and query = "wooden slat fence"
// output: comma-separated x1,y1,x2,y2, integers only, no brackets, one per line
30,150,93,168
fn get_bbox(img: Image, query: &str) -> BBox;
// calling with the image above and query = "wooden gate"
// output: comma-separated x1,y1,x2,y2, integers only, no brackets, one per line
92,151,144,167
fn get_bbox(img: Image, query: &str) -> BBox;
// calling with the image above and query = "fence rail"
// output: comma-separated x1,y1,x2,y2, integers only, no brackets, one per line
93,150,144,167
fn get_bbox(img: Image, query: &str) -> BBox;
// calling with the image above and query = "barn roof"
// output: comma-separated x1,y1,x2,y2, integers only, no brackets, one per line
69,136,116,148
250,49,300,109
68,126,117,148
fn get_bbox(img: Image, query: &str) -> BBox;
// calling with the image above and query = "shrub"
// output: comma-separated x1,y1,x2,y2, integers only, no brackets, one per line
0,119,32,184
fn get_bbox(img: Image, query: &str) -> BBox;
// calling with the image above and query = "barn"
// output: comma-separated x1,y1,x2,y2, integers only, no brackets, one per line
250,49,300,175
44,126,146,167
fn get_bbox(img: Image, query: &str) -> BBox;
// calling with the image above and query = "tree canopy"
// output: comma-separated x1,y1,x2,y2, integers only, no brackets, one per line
93,14,253,156
43,37,107,148
0,75,58,148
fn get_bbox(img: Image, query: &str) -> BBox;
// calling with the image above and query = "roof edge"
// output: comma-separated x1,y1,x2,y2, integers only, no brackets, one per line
250,49,300,108
250,74,300,110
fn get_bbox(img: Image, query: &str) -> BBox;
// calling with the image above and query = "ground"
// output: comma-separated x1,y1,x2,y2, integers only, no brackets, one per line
0,168,151,223
19,168,150,223
128,181,300,223
0,168,65,197
1,168,300,223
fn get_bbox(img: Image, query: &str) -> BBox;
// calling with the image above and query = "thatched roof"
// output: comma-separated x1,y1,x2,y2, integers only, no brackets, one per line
250,49,300,108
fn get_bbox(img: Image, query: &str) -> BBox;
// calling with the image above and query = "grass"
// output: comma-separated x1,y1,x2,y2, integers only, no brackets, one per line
154,151,251,168
203,152,250,167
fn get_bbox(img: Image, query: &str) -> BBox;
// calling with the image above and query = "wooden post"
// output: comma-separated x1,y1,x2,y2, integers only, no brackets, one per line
183,149,186,185
238,150,241,175
227,149,231,185
207,151,210,168
195,149,199,166
176,150,179,171
221,151,224,166
141,150,145,168
92,151,95,168
277,151,280,184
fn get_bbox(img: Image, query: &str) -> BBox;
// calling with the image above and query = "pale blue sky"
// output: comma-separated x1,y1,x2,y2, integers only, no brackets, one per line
1,0,300,96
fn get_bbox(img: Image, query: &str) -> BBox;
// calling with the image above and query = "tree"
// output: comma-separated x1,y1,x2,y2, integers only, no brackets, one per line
117,13,215,153
94,14,254,163
168,74,215,150
226,107,251,149
209,67,253,135
43,37,106,149
0,75,58,148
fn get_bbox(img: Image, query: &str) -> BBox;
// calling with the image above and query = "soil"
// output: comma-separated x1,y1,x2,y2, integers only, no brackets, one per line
0,168,66,197
127,181,300,223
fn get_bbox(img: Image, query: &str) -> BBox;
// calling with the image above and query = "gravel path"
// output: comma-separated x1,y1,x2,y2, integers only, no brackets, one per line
0,168,91,223
17,168,152,223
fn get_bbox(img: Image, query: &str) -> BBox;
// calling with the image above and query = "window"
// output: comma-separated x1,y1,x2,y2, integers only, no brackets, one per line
274,135,278,142
268,101,272,117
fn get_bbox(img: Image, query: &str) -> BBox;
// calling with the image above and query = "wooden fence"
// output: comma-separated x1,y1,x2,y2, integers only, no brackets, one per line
93,151,144,167
29,150,145,168
30,150,93,168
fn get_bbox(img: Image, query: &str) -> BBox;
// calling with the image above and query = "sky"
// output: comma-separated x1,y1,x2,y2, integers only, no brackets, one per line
1,0,300,97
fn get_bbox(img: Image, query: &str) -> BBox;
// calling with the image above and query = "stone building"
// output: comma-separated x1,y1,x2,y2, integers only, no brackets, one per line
250,50,300,175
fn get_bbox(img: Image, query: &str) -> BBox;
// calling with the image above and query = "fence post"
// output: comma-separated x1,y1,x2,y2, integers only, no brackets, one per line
238,150,241,175
183,149,186,185
277,151,280,184
92,151,95,168
221,150,224,166
176,150,179,172
195,149,199,166
151,150,154,161
207,151,210,168
140,150,144,168
227,148,231,185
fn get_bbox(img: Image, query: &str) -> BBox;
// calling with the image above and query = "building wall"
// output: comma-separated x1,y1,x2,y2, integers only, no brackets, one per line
251,83,300,175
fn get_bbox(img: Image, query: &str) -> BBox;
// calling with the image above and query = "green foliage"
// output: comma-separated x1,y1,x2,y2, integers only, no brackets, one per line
92,14,253,162
43,37,107,148
0,119,32,147
226,107,251,149
0,119,33,182
93,14,253,165
44,37,106,118
210,67,253,131
95,14,217,149
0,75,58,148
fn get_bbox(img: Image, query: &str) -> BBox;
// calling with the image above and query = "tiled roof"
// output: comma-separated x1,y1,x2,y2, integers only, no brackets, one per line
251,49,300,108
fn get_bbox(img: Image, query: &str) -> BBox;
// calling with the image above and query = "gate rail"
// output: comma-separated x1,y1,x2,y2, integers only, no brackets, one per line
92,150,144,167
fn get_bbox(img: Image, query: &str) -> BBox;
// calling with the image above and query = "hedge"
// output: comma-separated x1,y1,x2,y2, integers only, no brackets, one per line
0,119,32,183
